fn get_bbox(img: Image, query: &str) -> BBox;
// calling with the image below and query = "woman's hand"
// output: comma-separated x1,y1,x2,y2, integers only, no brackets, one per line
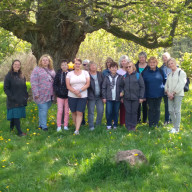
35,95,39,99
139,99,143,103
102,99,106,103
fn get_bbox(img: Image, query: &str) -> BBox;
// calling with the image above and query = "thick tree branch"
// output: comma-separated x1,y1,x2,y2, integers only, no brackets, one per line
103,25,172,48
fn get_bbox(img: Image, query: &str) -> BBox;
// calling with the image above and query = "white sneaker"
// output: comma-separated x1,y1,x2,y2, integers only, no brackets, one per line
74,130,79,135
113,126,117,129
107,126,112,130
57,127,62,132
89,127,95,131
169,128,179,133
64,126,69,130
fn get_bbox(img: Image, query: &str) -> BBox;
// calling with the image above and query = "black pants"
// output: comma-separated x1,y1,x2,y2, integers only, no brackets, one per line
124,99,139,130
137,100,148,123
147,97,162,127
10,118,22,135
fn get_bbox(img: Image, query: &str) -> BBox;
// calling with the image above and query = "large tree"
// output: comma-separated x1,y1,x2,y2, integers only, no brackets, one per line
0,0,191,69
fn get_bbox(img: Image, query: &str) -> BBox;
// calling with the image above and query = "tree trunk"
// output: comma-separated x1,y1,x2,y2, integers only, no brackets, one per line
31,22,86,70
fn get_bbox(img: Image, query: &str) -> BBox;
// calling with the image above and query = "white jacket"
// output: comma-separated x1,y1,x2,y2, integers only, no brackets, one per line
165,68,186,96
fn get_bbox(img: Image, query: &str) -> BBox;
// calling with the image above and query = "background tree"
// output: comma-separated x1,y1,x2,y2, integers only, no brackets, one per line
0,0,191,69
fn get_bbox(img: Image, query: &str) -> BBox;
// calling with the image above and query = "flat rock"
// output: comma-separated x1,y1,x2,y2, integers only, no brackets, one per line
116,149,148,166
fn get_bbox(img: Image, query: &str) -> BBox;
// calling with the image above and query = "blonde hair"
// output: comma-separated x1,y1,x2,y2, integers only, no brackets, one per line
148,56,158,65
38,54,54,70
168,57,177,66
128,61,136,71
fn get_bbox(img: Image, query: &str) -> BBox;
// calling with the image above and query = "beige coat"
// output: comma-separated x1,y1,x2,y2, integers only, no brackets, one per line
165,68,186,96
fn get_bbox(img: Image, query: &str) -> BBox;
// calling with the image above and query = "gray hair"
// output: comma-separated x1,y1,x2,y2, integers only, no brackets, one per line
82,59,90,64
88,61,97,69
119,55,130,68
162,52,171,59
138,52,147,58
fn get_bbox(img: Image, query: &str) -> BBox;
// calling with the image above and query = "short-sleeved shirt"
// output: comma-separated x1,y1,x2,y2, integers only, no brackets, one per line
66,70,90,98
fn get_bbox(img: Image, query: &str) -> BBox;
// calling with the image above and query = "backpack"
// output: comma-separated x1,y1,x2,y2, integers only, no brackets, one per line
178,70,190,92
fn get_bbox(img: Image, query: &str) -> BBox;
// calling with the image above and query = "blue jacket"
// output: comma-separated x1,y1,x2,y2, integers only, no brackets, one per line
142,67,166,98
102,69,110,77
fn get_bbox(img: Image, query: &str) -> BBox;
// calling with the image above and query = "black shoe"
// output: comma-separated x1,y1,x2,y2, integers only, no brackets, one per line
43,128,48,131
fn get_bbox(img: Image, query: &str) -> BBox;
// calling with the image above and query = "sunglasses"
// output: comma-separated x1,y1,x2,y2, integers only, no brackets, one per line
83,64,87,66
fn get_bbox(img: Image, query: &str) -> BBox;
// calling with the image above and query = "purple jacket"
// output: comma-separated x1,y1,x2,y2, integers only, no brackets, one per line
30,66,55,104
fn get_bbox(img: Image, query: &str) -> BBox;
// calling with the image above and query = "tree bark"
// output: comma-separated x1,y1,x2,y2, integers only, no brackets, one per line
30,22,86,70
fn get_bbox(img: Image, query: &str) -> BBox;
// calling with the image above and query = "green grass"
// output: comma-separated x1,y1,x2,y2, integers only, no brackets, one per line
0,83,192,192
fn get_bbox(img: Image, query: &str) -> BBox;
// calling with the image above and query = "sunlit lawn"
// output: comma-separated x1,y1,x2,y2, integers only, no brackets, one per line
0,82,192,192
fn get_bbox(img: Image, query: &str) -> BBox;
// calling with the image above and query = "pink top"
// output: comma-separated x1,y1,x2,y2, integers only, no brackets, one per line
66,70,90,98
30,66,55,104
117,68,127,76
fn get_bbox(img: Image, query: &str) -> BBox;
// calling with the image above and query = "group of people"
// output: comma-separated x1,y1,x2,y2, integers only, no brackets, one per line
4,52,187,136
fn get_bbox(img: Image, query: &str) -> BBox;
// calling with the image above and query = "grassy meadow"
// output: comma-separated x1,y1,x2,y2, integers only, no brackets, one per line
0,82,192,192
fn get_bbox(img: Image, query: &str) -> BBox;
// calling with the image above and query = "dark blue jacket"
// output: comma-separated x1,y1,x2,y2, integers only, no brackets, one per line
142,67,166,98
102,69,110,77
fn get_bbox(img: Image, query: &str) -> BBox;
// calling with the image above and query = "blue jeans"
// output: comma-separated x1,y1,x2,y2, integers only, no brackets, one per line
106,100,120,127
37,101,52,129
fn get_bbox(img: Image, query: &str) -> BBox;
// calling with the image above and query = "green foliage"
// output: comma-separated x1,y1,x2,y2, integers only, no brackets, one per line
0,28,31,64
0,84,192,191
78,29,163,69
181,52,192,78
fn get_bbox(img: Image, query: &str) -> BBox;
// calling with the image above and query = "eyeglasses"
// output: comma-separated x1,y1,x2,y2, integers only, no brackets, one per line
126,66,132,68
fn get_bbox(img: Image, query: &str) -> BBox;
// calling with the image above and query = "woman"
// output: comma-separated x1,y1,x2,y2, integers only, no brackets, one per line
117,55,130,126
142,57,166,127
160,52,172,125
102,62,123,130
4,60,28,136
135,52,148,123
30,54,55,131
66,58,90,135
165,58,186,133
87,61,104,130
102,57,114,77
122,61,145,131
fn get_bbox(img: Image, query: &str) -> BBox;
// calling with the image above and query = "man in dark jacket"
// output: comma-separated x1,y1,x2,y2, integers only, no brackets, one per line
87,61,104,130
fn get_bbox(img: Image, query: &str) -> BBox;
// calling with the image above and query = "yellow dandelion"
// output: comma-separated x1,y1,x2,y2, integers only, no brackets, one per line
178,137,181,139
134,154,138,156
58,139,60,141
26,143,30,145
2,165,5,168
109,132,112,134
38,128,41,130
33,132,36,135
51,122,55,125
27,129,29,132
0,136,4,141
11,162,14,164
2,159,6,162
6,186,9,188
8,139,11,141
